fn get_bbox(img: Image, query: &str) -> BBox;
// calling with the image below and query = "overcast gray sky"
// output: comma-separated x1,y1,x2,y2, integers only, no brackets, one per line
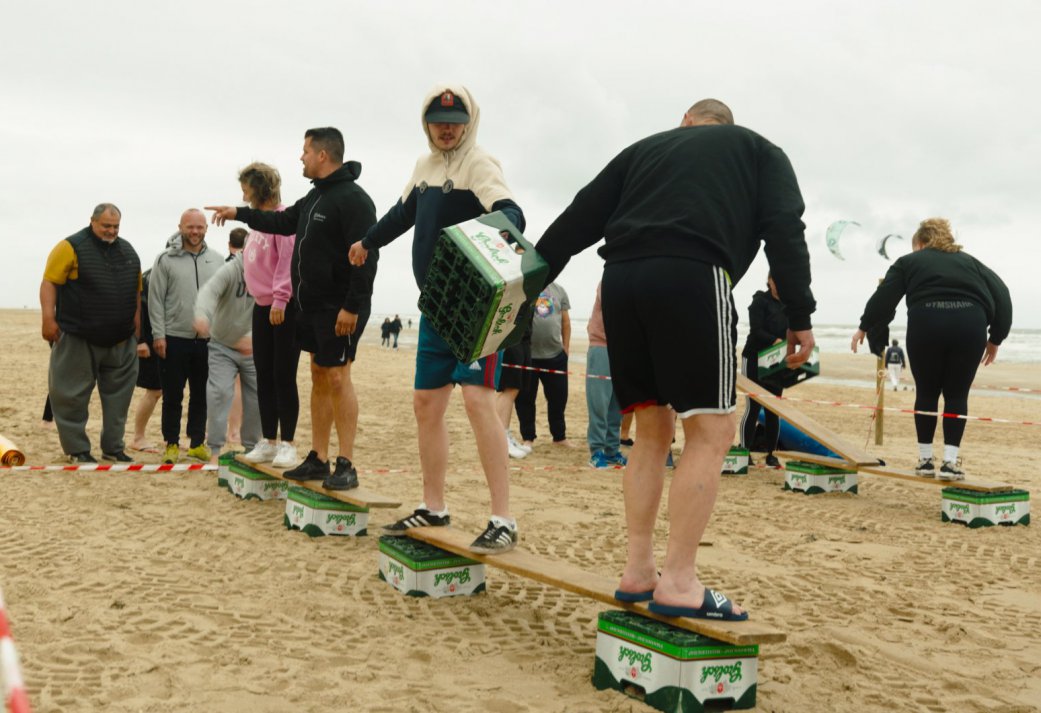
2,0,1037,329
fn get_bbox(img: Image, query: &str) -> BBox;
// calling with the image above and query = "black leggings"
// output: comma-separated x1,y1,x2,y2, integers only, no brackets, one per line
739,356,783,452
906,302,987,447
252,304,302,441
516,350,569,442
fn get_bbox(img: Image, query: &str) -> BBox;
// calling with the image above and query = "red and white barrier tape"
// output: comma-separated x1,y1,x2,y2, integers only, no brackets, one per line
0,463,217,472
0,588,32,713
972,383,1041,395
743,390,1041,427
502,362,612,380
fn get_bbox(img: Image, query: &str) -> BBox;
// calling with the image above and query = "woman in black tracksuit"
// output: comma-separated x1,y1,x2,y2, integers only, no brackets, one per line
852,218,1012,480
739,274,788,467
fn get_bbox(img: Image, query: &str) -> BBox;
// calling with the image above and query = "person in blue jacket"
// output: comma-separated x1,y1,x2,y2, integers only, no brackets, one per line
349,84,526,554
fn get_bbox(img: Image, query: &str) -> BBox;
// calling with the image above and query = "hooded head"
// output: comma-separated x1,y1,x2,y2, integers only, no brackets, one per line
420,84,479,156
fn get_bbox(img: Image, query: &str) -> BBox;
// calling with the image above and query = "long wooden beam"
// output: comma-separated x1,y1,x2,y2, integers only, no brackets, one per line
405,527,785,646
234,456,402,508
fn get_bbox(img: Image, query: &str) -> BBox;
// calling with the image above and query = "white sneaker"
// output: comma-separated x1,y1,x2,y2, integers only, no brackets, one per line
271,441,299,469
506,431,527,459
242,439,277,463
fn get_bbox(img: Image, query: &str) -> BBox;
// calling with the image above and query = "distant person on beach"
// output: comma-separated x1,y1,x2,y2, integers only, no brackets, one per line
193,252,260,463
348,84,526,554
149,209,224,464
208,127,378,491
40,203,141,463
516,281,572,448
852,218,1011,480
234,162,302,470
738,274,788,468
130,267,163,452
389,314,402,349
380,318,391,348
535,98,816,621
884,339,907,391
585,281,626,469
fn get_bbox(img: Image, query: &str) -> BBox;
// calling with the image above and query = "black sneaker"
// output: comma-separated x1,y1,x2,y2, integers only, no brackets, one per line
102,451,133,463
938,460,965,481
69,452,96,463
469,520,519,554
323,456,359,491
283,451,330,481
914,458,935,477
765,454,781,468
381,508,451,536
619,438,634,447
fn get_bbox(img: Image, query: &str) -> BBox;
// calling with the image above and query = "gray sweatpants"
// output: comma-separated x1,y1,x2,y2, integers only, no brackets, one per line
49,333,138,456
206,340,260,452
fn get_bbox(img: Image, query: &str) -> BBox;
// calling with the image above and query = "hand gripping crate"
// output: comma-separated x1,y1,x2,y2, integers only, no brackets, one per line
418,211,549,363
756,342,820,390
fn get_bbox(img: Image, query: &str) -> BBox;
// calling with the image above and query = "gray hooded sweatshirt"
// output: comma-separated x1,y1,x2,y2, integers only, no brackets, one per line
148,239,224,339
194,253,254,348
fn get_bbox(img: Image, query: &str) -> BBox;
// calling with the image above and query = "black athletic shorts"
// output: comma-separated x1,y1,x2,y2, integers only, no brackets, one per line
497,340,531,391
136,354,162,390
602,257,737,416
297,307,370,367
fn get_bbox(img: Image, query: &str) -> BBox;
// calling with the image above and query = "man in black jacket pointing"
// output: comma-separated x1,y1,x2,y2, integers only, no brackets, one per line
208,127,378,491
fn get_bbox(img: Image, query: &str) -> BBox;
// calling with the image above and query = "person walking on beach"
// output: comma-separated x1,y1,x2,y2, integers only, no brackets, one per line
149,209,225,463
884,339,907,391
234,162,302,469
193,252,261,462
208,127,378,491
40,203,142,463
348,84,526,553
852,218,1011,480
516,281,573,449
535,98,816,620
389,314,402,349
380,318,391,348
738,274,788,468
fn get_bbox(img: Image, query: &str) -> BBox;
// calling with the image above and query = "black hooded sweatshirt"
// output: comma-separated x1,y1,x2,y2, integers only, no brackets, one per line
237,162,378,313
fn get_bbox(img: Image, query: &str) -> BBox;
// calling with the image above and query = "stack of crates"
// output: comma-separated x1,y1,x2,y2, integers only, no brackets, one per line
418,211,548,363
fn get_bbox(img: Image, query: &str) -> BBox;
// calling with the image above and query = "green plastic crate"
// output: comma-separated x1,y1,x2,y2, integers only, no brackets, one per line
757,341,820,389
418,211,548,363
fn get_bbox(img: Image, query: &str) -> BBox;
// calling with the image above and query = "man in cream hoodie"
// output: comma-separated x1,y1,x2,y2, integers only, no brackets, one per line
193,252,260,462
149,209,224,463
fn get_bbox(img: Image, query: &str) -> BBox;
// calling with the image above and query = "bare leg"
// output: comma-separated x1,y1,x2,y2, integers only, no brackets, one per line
414,385,453,511
226,375,242,445
496,387,519,429
463,384,510,518
617,406,673,595
310,358,333,462
329,361,357,460
621,411,634,442
654,411,743,615
131,388,161,449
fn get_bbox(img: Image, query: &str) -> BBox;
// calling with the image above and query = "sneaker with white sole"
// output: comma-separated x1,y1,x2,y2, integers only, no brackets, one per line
242,439,277,464
589,450,612,469
382,506,451,536
469,518,519,554
506,431,527,459
914,458,935,477
938,460,965,481
271,441,299,469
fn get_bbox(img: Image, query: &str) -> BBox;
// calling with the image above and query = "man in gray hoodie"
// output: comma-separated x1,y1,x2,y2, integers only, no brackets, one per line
149,209,224,463
193,252,260,462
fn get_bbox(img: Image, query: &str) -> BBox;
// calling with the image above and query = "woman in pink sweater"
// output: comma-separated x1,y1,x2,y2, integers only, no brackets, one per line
237,162,301,468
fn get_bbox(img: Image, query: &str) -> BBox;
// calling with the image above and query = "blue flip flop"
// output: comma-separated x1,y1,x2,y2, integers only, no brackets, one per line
647,589,748,621
614,588,655,603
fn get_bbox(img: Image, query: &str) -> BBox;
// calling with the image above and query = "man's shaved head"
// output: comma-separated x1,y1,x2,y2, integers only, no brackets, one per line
681,98,734,127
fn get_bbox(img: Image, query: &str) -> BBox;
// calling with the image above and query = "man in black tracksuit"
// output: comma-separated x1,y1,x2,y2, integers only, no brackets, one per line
208,127,378,491
535,99,816,622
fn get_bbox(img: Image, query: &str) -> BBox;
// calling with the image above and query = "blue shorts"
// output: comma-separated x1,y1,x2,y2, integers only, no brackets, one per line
415,316,502,390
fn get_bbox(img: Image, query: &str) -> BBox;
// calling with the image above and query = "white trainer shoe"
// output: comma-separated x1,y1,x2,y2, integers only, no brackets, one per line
271,441,300,469
506,431,527,459
242,439,277,463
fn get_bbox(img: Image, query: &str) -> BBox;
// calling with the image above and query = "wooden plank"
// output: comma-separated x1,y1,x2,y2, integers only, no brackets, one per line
737,374,878,465
775,451,1014,493
404,527,786,646
234,456,401,508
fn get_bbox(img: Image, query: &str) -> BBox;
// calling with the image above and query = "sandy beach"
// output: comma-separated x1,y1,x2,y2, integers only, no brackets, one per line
1,307,1039,712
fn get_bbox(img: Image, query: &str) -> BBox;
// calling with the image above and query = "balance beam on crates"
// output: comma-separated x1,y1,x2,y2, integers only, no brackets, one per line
774,450,1014,493
233,455,401,509
404,526,784,646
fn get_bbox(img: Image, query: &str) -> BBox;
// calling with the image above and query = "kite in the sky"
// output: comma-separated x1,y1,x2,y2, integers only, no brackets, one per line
876,233,904,260
825,220,860,260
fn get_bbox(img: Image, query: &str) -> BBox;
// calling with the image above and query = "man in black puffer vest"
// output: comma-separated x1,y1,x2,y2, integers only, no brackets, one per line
41,203,142,463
